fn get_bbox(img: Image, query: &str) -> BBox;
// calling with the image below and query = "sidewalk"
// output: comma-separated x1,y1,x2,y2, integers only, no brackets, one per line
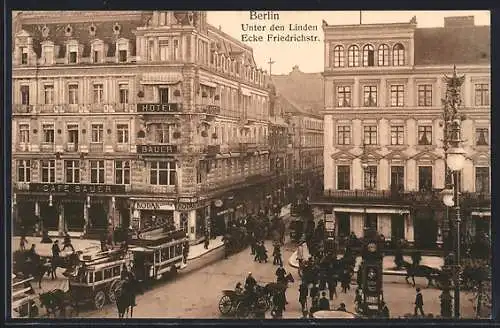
187,236,224,260
288,247,444,275
12,236,101,257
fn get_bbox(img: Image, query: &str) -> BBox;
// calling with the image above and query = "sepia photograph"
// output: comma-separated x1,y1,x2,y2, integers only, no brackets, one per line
9,9,491,320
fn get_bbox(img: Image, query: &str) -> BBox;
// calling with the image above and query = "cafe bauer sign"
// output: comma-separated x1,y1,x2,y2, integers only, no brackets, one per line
29,183,126,194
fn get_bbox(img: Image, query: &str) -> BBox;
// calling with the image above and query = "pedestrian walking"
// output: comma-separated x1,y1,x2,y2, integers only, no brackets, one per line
299,283,308,312
273,244,283,266
341,270,350,293
19,234,28,251
414,287,425,316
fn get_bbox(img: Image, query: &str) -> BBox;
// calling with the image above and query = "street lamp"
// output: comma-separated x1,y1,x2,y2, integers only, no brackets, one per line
441,66,466,319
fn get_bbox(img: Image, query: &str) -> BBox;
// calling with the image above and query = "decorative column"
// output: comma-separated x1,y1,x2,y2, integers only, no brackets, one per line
404,213,414,245
58,204,65,237
174,211,181,230
82,197,89,238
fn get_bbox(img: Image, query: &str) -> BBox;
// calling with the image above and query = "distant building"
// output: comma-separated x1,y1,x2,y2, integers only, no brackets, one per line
12,11,287,243
271,66,324,205
317,16,490,248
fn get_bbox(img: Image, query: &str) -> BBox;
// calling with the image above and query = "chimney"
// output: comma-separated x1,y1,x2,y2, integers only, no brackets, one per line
444,16,475,28
291,65,300,73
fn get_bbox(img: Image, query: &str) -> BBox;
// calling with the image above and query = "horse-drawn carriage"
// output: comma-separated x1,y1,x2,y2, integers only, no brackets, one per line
68,247,132,310
11,275,38,318
128,228,189,282
218,289,269,318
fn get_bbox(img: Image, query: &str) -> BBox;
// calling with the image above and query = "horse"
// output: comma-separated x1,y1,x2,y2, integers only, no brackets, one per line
115,280,135,318
403,260,442,287
263,272,295,299
39,289,78,318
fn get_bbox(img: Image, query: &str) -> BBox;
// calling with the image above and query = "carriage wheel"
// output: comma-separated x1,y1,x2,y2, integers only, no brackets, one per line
94,290,106,310
256,296,268,312
108,280,123,303
218,295,232,315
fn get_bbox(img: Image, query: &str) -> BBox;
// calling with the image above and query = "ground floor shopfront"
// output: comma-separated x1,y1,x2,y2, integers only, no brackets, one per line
313,200,491,250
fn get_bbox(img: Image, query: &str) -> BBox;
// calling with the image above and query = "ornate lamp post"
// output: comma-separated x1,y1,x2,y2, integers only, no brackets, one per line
440,66,467,319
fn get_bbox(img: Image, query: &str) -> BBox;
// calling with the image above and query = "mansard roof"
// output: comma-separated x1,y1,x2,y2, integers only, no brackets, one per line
19,19,143,58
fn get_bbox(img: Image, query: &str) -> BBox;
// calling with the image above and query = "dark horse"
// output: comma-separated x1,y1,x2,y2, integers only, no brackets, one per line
39,289,79,318
13,251,53,288
115,280,135,318
403,260,442,287
263,273,295,300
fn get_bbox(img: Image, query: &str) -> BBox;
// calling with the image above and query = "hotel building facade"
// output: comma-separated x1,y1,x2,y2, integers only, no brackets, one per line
12,11,287,243
317,16,490,248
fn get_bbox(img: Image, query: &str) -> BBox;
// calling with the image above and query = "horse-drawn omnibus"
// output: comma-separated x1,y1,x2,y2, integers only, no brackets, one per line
128,228,189,282
68,247,132,309
11,275,38,318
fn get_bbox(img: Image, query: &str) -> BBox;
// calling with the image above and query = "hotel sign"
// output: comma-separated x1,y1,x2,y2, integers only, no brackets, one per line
29,183,125,194
137,103,180,113
137,144,178,154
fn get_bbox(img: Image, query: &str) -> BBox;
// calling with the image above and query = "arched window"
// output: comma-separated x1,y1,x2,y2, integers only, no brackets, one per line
332,45,344,67
347,45,359,67
393,43,405,66
378,44,390,66
363,44,375,67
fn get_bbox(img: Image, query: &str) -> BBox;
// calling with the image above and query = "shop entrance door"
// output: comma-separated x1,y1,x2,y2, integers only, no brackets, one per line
391,214,405,245
40,203,59,231
64,202,85,232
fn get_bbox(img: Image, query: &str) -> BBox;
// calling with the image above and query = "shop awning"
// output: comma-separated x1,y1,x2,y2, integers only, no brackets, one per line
333,207,410,215
140,72,183,85
472,211,491,217
241,89,252,96
200,81,217,88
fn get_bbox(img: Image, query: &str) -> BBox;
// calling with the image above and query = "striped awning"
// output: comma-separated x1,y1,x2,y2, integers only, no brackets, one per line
200,81,217,88
472,211,491,217
333,207,410,215
140,72,183,85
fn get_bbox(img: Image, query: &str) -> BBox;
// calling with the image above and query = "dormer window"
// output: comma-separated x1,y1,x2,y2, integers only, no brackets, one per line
117,39,129,63
92,42,104,64
21,47,28,64
68,43,78,64
42,43,54,65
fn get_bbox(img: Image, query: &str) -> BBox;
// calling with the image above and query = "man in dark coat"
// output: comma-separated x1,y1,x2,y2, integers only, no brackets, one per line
299,283,308,312
318,291,330,311
273,244,283,266
275,265,287,284
244,272,257,306
414,287,424,316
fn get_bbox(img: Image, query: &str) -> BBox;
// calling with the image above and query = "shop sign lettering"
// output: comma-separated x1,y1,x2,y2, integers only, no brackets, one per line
135,201,175,210
137,144,178,154
29,183,125,194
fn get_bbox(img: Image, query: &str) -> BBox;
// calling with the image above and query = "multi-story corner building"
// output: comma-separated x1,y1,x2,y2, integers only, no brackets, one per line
316,16,490,248
272,66,324,202
12,11,281,244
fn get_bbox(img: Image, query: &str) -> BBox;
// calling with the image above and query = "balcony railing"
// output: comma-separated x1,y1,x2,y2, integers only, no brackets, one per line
89,143,104,153
129,184,177,194
206,145,221,156
40,143,55,152
318,189,407,204
66,143,78,152
195,104,221,115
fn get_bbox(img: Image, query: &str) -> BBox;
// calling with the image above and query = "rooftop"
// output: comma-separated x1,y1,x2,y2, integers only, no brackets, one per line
271,65,324,115
414,25,490,65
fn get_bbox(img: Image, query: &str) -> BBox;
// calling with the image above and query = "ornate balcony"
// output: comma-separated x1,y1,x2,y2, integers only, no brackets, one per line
196,104,221,115
129,184,177,194
317,189,408,205
89,143,104,153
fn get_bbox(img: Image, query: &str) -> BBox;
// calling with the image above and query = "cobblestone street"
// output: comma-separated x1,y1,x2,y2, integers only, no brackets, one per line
75,239,476,319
